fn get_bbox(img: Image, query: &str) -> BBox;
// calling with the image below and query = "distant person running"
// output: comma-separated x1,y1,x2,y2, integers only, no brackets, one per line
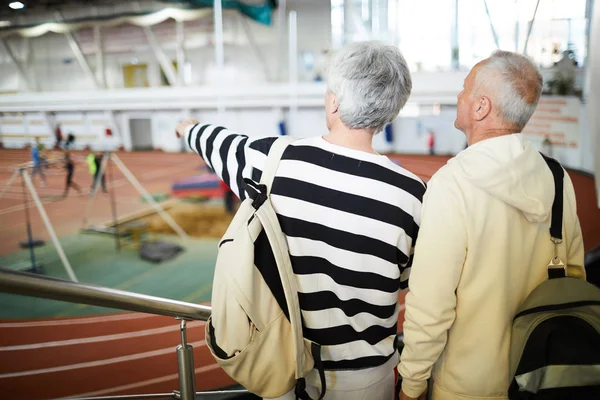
64,133,76,150
31,138,47,187
63,152,82,197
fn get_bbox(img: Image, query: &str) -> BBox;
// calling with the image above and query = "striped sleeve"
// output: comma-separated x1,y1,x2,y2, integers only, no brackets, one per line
185,124,279,200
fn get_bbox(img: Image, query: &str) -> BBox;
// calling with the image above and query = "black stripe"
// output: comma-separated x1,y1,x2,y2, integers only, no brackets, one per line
205,126,226,170
399,254,414,290
279,214,406,265
219,134,237,189
187,123,198,151
272,177,419,242
249,136,279,155
292,255,400,293
304,323,397,346
514,300,600,320
299,291,396,319
218,238,234,248
322,352,396,371
251,167,262,183
194,125,209,160
254,230,289,321
208,320,233,360
283,145,426,201
235,137,249,200
399,280,409,291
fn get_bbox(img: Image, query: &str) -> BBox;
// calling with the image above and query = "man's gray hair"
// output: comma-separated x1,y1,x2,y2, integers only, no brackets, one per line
327,41,412,133
475,50,543,129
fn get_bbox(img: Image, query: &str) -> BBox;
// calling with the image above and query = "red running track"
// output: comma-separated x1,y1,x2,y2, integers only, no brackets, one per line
0,293,406,400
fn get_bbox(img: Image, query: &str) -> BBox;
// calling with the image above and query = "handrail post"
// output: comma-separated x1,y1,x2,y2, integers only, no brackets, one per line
176,319,196,400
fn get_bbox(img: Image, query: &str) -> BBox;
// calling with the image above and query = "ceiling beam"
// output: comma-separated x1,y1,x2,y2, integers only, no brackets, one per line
143,26,179,87
55,12,101,89
0,39,35,91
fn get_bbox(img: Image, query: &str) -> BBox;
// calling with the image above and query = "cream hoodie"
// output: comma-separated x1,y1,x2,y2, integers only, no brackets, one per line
398,134,585,399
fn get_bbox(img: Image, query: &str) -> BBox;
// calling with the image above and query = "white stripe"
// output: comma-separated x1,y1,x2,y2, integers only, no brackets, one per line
297,273,397,306
206,127,229,176
225,135,244,196
0,321,205,351
58,363,221,399
286,236,399,279
245,143,267,174
0,340,206,379
276,158,422,209
293,137,425,186
198,125,216,169
239,141,254,196
0,313,151,328
302,305,400,331
187,124,201,155
272,194,410,255
320,335,396,362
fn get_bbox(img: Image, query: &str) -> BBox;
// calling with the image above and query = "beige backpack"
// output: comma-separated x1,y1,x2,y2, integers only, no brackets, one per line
205,137,326,399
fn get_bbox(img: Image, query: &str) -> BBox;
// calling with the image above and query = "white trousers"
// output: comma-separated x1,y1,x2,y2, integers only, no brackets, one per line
266,369,396,400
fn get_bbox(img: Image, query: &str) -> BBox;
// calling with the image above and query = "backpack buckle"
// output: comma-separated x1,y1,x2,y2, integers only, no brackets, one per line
243,178,268,210
547,256,567,278
251,189,268,209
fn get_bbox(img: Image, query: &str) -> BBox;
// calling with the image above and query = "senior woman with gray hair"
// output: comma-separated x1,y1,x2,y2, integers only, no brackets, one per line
176,41,426,399
398,50,585,400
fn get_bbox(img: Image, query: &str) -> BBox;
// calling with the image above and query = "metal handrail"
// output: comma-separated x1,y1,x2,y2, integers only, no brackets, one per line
0,268,211,321
0,269,252,399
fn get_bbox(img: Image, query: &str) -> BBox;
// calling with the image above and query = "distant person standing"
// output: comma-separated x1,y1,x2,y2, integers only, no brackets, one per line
90,152,107,194
37,139,49,171
54,124,63,149
220,180,235,214
63,152,82,197
427,130,435,155
31,138,47,187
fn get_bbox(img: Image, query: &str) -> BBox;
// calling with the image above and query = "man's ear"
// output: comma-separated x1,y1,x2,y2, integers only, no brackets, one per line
329,92,339,114
474,96,492,121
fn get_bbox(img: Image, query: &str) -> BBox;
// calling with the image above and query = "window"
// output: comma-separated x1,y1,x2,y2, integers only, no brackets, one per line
331,0,590,71
123,64,149,88
458,0,588,68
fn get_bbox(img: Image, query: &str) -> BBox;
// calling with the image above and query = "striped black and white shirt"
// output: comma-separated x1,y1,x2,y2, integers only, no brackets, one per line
186,124,426,388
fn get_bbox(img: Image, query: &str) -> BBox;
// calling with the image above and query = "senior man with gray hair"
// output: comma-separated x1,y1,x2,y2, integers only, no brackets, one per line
176,41,426,399
398,50,585,400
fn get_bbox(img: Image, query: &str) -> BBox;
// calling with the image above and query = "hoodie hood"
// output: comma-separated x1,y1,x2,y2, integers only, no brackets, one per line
449,134,554,222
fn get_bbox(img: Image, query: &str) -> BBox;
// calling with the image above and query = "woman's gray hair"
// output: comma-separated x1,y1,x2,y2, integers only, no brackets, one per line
475,50,543,129
327,41,412,133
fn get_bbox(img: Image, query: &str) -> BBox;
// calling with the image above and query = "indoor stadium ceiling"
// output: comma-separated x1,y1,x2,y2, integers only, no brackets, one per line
0,0,278,22
0,1,130,18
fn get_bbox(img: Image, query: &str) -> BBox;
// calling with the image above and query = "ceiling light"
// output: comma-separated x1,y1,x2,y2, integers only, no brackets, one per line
9,2,25,10
0,21,11,27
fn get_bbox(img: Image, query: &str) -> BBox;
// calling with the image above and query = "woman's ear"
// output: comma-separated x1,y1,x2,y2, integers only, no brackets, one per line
326,91,339,114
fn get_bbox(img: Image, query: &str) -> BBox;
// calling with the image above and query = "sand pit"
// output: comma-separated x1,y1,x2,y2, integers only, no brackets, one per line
144,202,235,239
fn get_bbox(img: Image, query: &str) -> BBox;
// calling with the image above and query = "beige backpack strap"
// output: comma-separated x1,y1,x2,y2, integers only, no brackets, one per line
260,136,296,194
256,201,306,378
256,135,327,398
